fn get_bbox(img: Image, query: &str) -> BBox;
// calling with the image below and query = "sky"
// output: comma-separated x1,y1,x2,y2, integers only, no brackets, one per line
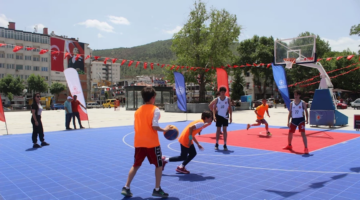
0,0,359,53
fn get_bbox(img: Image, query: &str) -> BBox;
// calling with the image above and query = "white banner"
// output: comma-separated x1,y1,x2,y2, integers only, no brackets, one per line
64,68,88,120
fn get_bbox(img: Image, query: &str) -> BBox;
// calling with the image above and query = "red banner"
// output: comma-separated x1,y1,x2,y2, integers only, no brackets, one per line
0,94,6,122
51,37,65,71
216,68,230,97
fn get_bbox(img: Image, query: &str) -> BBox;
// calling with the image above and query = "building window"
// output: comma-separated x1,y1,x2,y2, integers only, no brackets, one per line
33,56,40,61
42,76,49,81
33,66,40,71
16,65,23,70
0,63,4,68
20,75,24,79
41,67,48,71
16,54,23,60
0,29,4,37
25,65,31,70
7,64,14,69
25,55,31,60
0,53,4,58
0,74,4,78
41,57,48,62
7,54,14,59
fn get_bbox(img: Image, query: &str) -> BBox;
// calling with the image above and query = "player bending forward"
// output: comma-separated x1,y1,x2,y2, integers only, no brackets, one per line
283,90,309,154
162,111,212,174
247,98,271,136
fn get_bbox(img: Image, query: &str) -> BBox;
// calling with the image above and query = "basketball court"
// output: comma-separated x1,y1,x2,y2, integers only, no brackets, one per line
1,121,360,200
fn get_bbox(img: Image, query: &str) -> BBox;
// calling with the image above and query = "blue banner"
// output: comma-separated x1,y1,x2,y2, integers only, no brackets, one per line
174,72,187,112
272,64,291,110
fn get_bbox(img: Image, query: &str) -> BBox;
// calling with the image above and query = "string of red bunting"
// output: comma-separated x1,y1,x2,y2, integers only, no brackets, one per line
0,42,358,71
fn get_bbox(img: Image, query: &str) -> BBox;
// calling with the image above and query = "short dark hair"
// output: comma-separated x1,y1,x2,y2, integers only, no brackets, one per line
219,87,227,92
216,91,220,96
201,110,212,120
294,90,302,97
141,86,156,102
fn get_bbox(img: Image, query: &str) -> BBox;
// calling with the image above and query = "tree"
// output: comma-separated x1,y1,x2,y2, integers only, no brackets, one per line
0,75,25,100
50,82,66,102
349,24,360,54
104,91,109,100
168,0,241,102
236,35,274,99
27,74,48,93
230,71,245,100
7,92,13,103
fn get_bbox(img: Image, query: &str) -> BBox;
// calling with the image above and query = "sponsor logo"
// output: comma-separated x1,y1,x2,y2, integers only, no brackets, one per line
72,85,82,95
278,79,287,89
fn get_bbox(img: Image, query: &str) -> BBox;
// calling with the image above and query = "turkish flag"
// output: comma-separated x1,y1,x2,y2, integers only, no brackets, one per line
144,62,148,69
150,63,154,70
161,64,165,68
13,46,23,52
0,43,6,47
85,55,91,60
39,49,49,54
94,56,100,60
121,59,127,66
51,37,65,71
128,60,134,67
112,58,117,63
135,61,140,68
104,57,109,64
26,47,36,51
216,68,230,97
64,52,70,59
75,54,81,61
0,94,6,122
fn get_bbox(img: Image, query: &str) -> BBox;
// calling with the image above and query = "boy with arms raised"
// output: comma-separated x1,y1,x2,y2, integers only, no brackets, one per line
122,87,171,198
162,111,213,174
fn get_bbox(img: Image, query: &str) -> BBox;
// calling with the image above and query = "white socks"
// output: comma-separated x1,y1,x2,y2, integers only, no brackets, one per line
179,164,184,168
165,157,169,162
124,186,129,189
155,188,159,191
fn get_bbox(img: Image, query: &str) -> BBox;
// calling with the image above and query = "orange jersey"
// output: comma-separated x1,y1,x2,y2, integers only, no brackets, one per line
255,104,268,119
178,119,208,148
134,104,160,148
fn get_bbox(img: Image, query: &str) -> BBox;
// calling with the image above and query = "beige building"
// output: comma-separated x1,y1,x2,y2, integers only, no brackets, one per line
91,61,121,85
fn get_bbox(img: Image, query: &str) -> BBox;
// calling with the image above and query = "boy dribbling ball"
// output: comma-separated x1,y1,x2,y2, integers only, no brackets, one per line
247,98,271,136
122,86,171,198
162,111,213,174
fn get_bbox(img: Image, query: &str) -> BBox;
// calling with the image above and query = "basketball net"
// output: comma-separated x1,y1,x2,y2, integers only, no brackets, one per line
283,58,296,69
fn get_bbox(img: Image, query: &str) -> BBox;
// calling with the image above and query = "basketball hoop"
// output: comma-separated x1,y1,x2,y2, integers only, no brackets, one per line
283,58,296,69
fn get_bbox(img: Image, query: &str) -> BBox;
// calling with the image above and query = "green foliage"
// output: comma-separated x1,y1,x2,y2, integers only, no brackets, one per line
27,74,48,93
349,24,360,54
7,92,13,102
50,82,66,101
236,35,274,98
0,75,25,97
78,70,85,75
168,0,241,102
230,71,245,100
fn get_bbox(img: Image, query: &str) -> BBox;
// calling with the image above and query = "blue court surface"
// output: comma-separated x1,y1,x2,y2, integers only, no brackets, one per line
1,121,360,200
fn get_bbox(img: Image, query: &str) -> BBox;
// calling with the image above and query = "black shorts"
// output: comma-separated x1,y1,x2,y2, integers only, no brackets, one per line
216,114,229,127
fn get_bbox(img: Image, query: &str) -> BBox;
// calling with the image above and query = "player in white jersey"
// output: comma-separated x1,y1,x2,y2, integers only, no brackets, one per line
209,87,232,151
283,90,309,154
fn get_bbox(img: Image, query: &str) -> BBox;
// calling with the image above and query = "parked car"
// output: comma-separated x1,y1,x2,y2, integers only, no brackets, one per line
336,100,348,109
87,102,102,109
351,99,360,109
103,99,116,108
53,103,64,110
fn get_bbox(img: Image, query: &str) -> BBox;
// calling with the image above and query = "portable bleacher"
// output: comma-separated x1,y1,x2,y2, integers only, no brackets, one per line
310,89,348,127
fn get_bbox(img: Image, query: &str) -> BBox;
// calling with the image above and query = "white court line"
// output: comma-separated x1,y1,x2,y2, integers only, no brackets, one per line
122,132,360,175
167,141,276,157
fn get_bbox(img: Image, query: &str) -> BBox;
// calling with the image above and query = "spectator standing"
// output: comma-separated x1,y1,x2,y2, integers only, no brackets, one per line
31,93,50,148
64,96,73,130
72,95,86,129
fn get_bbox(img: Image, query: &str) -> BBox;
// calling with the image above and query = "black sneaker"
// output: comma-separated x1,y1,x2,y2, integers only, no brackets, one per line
152,187,169,198
80,126,85,129
33,143,41,148
66,128,72,130
223,144,228,151
215,143,219,150
41,142,50,146
121,187,133,197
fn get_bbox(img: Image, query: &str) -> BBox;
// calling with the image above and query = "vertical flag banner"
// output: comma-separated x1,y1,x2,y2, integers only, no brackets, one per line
216,68,230,97
0,94,6,122
272,64,291,110
174,72,187,112
64,68,88,120
50,37,65,71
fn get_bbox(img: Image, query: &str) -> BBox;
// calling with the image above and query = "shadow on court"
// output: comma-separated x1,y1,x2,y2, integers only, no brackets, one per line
163,173,215,182
264,173,348,198
215,149,235,154
350,167,360,173
122,197,180,200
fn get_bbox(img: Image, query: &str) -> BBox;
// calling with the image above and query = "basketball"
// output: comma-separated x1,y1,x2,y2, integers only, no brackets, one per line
164,126,179,140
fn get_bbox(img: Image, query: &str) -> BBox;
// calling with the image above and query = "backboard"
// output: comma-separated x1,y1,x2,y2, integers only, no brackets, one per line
274,35,316,65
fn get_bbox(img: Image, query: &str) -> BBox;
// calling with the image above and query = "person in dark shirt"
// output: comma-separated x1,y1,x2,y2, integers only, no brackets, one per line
31,93,49,148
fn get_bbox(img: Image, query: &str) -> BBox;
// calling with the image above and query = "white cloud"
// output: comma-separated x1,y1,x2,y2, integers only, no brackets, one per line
323,37,360,52
163,26,182,34
98,33,104,38
78,19,114,32
0,14,10,27
31,24,45,32
108,16,130,25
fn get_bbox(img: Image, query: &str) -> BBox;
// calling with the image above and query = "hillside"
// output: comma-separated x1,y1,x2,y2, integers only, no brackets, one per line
93,39,239,78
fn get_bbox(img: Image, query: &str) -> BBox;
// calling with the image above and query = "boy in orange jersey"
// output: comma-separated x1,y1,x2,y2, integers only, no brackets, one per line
122,87,171,198
162,111,213,174
246,98,271,136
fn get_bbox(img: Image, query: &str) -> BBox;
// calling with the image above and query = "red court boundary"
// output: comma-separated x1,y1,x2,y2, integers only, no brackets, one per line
196,128,360,154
